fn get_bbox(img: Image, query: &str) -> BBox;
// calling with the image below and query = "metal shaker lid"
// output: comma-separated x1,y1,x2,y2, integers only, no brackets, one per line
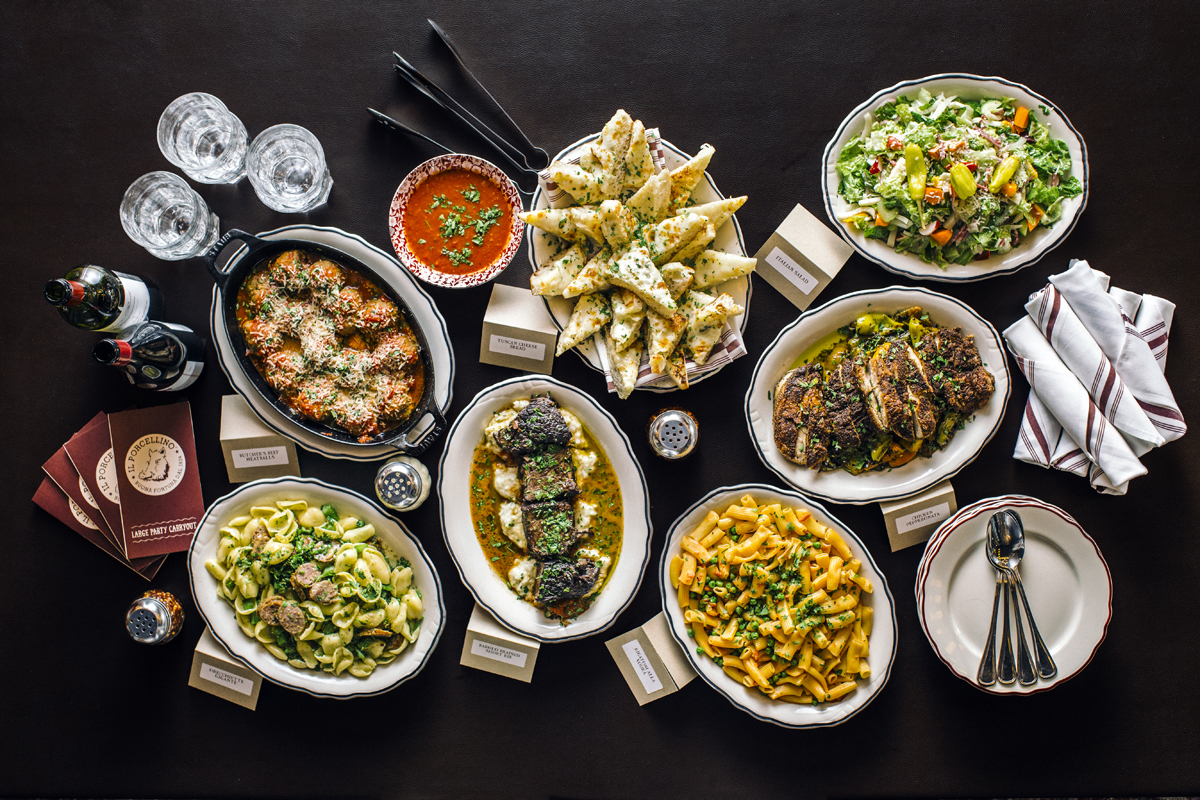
648,408,699,460
126,592,181,645
376,457,430,511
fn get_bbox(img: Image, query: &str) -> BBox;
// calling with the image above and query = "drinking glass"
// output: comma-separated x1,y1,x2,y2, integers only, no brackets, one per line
119,171,220,260
157,93,248,184
246,124,333,213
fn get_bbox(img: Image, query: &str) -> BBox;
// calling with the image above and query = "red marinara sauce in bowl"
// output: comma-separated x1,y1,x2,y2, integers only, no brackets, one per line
389,154,524,288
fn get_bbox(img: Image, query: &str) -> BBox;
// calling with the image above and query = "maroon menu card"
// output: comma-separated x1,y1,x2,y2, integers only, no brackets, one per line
43,441,122,553
63,410,126,547
32,477,165,580
108,401,205,558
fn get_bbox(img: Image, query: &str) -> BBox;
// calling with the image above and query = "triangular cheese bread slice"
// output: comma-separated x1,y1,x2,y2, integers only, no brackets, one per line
579,110,632,200
666,351,690,390
692,250,757,289
557,292,612,355
599,200,637,249
609,288,646,353
563,247,614,298
519,207,580,243
530,244,587,296
660,263,695,300
624,120,654,191
606,245,677,317
566,206,606,247
625,170,671,224
644,212,707,266
669,144,715,212
685,196,746,232
684,291,743,366
644,308,687,375
673,222,716,264
549,162,605,205
603,327,643,400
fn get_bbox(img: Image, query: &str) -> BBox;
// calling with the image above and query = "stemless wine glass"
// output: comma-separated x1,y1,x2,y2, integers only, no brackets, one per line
246,124,334,213
119,171,220,260
157,93,248,184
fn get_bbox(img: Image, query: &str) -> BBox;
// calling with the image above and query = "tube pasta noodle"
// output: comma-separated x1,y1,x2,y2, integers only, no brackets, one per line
205,498,423,679
674,499,873,705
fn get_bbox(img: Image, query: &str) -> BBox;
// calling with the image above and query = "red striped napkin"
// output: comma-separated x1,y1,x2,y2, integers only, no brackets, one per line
1006,259,1183,495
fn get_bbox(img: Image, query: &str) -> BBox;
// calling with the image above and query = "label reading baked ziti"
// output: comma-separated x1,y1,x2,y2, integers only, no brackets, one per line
622,639,662,693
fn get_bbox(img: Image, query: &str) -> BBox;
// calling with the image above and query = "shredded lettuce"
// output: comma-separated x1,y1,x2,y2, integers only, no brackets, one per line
834,91,1081,269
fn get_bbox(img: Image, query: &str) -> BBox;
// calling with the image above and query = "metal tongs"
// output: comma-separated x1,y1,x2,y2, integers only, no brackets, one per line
369,19,547,194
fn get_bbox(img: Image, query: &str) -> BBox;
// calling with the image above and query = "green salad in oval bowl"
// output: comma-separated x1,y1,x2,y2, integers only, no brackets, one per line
823,75,1088,282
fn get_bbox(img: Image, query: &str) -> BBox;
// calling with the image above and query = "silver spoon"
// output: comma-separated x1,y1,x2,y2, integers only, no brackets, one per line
977,513,1006,685
998,510,1058,680
984,513,1016,685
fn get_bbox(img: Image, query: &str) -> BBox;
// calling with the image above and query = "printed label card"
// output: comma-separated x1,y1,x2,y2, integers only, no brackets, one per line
219,394,300,483
606,612,697,705
108,401,205,559
880,480,957,552
753,204,854,311
479,283,559,375
460,604,540,682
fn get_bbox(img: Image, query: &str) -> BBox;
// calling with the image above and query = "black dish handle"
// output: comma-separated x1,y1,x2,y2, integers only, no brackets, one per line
395,406,447,456
203,229,268,292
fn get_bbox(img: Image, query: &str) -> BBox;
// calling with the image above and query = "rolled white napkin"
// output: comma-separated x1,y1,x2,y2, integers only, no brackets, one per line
1004,316,1147,490
1050,260,1185,443
1025,283,1164,455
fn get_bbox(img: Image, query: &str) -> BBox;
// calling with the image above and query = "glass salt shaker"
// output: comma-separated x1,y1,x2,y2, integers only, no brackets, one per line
647,408,699,460
375,456,431,511
126,589,184,644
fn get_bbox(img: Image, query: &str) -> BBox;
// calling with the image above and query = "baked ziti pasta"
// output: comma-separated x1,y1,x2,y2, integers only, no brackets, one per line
670,494,874,704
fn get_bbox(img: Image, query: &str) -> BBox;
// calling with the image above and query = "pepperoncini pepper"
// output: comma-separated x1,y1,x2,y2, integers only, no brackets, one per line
904,143,926,201
988,155,1021,194
949,162,977,198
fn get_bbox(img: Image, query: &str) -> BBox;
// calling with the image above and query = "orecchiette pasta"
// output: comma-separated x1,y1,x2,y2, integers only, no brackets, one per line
205,499,423,678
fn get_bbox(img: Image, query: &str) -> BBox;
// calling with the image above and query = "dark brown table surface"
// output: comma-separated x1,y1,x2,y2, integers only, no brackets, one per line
4,2,1199,797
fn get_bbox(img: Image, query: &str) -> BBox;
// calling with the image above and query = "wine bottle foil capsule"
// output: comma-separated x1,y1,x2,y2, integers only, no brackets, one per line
126,589,184,645
647,408,699,460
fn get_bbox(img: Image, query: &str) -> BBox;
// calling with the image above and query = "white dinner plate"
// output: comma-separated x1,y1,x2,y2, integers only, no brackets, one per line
659,483,896,728
209,224,455,461
527,134,752,392
437,375,652,642
915,495,1112,695
744,286,1011,505
187,476,446,699
822,74,1089,282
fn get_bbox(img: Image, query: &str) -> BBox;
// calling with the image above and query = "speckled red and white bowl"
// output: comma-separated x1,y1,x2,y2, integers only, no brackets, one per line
389,154,524,289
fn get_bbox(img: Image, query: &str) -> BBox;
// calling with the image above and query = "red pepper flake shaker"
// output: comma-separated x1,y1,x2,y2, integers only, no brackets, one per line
126,589,184,644
647,408,699,460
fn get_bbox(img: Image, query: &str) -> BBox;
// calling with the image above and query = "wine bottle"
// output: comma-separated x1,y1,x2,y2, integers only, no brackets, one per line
44,265,163,333
93,321,205,392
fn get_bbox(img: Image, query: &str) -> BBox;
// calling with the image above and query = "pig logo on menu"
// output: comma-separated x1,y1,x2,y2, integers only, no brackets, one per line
125,434,187,496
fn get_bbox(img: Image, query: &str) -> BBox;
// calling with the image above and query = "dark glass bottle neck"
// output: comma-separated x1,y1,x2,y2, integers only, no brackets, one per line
93,338,132,366
45,279,85,308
